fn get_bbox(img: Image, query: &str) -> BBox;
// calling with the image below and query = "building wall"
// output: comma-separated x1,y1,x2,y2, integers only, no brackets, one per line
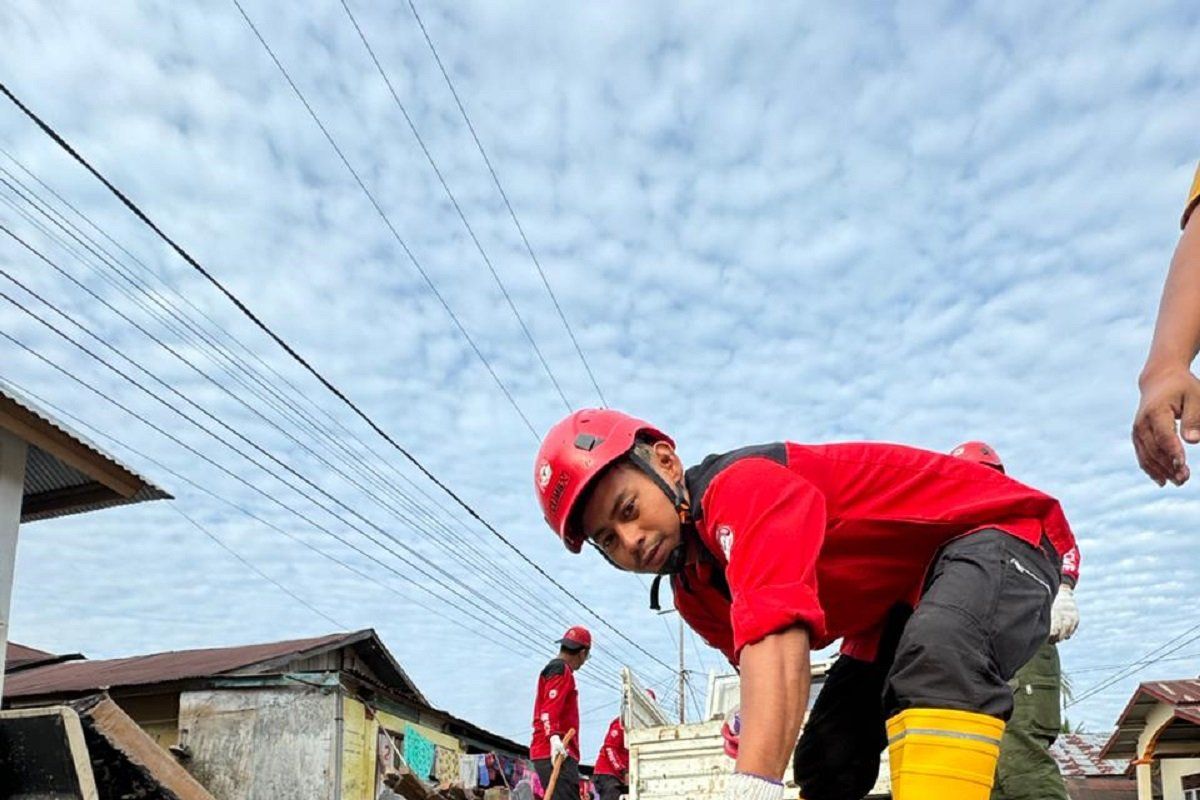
1162,759,1200,800
340,696,464,799
113,692,180,749
180,687,337,800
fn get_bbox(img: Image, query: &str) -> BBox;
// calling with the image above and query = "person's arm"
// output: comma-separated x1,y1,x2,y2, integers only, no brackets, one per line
736,626,811,778
702,458,827,786
1134,166,1200,485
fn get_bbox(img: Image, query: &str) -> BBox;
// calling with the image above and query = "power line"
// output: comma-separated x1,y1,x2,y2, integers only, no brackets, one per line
230,3,541,438
0,225,631,684
337,0,573,412
1067,622,1200,708
0,156,600,657
0,80,673,674
0,287,563,662
402,0,608,408
173,505,347,630
0,191,600,663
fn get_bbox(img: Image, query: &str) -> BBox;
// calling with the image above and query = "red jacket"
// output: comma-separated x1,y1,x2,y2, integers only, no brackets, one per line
672,442,1078,665
593,716,628,779
529,658,580,761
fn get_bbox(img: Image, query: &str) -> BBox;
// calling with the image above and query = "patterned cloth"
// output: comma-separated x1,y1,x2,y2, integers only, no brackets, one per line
402,725,436,780
434,746,459,786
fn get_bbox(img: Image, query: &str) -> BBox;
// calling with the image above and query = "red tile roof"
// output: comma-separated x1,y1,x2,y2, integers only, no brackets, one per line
1050,734,1129,777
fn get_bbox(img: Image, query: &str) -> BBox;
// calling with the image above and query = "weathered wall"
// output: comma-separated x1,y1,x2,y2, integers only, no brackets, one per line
340,697,464,799
180,687,337,800
113,692,180,749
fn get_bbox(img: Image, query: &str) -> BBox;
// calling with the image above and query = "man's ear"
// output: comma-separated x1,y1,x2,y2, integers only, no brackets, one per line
652,440,683,482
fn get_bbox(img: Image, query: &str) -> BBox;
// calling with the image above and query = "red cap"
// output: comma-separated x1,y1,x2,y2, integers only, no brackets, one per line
534,409,673,552
558,625,592,650
951,440,1005,473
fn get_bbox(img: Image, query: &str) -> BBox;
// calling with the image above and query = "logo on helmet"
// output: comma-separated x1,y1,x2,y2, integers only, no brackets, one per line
537,462,553,492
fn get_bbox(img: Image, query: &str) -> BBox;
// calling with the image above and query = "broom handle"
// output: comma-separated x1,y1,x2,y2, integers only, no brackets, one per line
544,728,576,798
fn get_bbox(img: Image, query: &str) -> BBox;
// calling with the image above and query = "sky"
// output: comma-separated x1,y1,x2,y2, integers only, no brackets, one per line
1,0,1200,759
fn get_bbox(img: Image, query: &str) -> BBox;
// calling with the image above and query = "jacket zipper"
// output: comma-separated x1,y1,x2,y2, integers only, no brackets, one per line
1010,557,1052,597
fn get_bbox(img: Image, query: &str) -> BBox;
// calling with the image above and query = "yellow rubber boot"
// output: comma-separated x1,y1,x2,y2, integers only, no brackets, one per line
885,713,906,797
887,708,1003,800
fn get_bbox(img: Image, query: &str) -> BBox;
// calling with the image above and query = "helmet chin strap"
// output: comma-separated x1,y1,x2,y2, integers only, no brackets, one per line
626,451,694,611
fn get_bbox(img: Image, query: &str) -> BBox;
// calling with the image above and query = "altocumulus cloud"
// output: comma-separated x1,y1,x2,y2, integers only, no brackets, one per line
0,0,1198,751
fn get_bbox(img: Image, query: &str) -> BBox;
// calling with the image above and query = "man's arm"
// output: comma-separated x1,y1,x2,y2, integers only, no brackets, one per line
1134,168,1200,485
736,625,811,778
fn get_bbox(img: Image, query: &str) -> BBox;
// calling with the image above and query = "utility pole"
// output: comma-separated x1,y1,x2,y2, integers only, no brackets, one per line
678,614,686,724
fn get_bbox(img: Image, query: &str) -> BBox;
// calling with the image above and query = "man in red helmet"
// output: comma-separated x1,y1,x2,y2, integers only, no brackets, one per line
532,410,1078,800
529,626,590,800
951,442,1080,800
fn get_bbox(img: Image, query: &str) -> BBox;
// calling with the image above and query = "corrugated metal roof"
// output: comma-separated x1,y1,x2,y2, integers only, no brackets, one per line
1050,733,1128,776
3,632,355,698
0,384,170,521
6,642,55,668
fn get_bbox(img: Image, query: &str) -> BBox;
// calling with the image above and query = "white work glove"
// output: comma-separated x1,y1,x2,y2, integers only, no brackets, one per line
724,773,784,800
549,734,568,762
1049,584,1080,643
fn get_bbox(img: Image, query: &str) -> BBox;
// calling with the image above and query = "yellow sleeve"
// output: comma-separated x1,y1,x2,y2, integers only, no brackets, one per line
1184,162,1200,230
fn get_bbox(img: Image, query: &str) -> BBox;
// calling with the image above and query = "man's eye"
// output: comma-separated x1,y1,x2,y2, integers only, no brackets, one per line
622,500,636,520
602,534,617,552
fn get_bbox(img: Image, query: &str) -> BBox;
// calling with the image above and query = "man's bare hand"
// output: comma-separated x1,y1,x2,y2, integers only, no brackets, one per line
1133,365,1200,485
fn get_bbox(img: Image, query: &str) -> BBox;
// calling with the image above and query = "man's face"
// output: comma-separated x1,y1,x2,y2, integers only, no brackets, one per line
579,445,684,573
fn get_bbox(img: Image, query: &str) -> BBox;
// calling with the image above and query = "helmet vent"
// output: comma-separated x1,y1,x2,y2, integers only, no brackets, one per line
574,433,603,451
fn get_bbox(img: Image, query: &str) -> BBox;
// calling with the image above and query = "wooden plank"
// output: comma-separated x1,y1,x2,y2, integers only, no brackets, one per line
22,483,118,519
80,695,217,800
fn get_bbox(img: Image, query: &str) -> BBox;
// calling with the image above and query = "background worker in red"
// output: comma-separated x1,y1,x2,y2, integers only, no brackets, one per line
1134,162,1200,486
950,442,1081,800
592,688,654,800
529,626,590,800
533,409,1079,800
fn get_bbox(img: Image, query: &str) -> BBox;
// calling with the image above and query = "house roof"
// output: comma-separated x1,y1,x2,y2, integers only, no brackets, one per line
5,642,84,673
0,384,169,521
3,630,423,703
1102,679,1200,760
1051,733,1129,777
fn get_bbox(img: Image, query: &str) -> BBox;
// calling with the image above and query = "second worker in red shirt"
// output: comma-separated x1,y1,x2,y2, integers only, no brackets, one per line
533,410,1079,800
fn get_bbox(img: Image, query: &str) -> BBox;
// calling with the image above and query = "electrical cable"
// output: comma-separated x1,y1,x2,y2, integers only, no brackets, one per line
0,161,601,655
338,0,573,413
0,78,674,674
402,0,608,407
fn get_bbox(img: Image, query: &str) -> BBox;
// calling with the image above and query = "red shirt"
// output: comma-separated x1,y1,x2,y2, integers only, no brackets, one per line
672,442,1078,665
529,658,580,761
593,717,628,779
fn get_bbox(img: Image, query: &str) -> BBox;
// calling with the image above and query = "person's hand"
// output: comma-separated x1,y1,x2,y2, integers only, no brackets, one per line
1133,365,1200,485
1049,584,1080,643
721,706,741,759
549,734,568,762
724,773,784,800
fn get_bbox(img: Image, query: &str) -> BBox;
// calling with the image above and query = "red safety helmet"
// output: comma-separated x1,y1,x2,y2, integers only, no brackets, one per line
535,409,673,552
950,440,1005,473
558,625,592,650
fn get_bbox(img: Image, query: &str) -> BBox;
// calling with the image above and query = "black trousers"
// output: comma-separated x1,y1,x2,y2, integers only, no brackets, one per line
793,530,1059,800
533,757,581,800
593,773,627,800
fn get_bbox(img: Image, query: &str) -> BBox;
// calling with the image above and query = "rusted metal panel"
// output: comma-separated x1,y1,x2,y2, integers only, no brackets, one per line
4,631,355,698
181,686,336,800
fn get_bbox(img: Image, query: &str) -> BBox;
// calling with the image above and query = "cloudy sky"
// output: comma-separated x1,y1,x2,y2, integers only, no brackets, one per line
2,0,1200,757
